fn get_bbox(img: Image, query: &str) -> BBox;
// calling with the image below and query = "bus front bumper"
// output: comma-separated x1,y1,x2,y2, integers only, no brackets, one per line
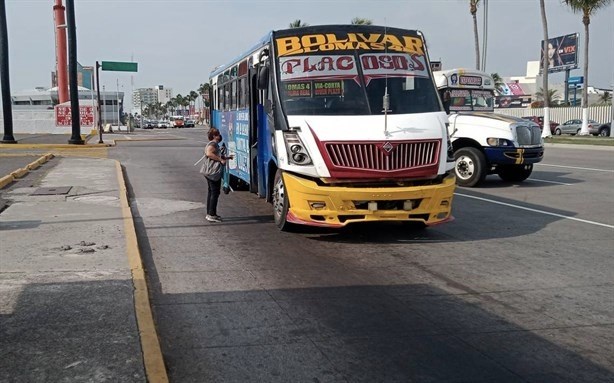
283,172,456,228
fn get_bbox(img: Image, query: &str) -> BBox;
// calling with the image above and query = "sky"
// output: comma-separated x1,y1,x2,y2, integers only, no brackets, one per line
4,0,614,111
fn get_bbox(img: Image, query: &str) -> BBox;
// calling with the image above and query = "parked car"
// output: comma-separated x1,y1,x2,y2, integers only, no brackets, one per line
157,120,169,129
184,119,195,128
590,122,611,136
556,119,600,135
143,119,155,129
521,116,559,134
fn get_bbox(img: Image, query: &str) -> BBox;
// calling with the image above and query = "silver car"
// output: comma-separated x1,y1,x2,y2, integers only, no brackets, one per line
555,119,600,135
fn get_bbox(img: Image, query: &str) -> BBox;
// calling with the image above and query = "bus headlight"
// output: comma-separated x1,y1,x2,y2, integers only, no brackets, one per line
284,132,312,165
487,137,513,147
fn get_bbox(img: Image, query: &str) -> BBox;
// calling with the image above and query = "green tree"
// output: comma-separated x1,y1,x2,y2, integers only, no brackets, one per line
289,19,309,28
198,83,210,106
469,0,481,70
563,0,612,134
597,91,612,105
350,17,372,25
535,87,561,105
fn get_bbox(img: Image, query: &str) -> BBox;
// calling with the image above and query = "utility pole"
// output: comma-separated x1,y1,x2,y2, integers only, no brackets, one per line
0,0,16,143
66,0,83,144
95,61,103,143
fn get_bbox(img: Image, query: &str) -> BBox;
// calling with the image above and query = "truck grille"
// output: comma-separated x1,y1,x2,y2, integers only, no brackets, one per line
516,125,542,146
325,140,440,171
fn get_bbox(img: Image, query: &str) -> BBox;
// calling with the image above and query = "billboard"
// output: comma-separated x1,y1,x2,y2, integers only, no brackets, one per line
495,95,532,109
55,105,95,127
540,33,579,73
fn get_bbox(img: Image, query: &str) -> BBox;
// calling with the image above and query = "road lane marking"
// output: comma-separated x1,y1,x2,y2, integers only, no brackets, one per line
455,193,614,229
537,163,614,173
529,178,573,185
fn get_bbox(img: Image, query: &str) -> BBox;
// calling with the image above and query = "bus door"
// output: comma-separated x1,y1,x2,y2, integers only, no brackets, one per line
248,64,260,194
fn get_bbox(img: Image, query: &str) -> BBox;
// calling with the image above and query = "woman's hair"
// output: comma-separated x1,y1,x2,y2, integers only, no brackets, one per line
208,127,220,141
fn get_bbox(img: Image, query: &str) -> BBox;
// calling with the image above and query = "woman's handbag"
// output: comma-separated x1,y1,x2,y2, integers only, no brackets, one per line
200,158,223,181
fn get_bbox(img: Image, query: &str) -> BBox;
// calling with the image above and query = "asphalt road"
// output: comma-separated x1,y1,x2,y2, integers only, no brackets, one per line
112,127,614,383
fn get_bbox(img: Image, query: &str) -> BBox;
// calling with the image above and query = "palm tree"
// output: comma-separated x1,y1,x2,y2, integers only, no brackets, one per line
597,91,612,105
189,90,199,117
289,19,308,28
350,17,372,25
535,88,561,105
469,0,481,70
539,0,552,137
490,72,505,95
175,94,184,115
563,0,612,135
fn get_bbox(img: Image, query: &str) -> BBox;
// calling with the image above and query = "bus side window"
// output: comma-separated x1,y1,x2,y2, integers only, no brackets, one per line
231,81,238,110
218,87,224,110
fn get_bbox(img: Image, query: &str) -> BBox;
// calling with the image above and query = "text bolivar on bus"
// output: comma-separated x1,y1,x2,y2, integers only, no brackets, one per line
275,32,425,56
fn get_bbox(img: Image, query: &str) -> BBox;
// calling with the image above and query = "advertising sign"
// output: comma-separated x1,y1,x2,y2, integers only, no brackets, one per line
55,105,95,127
495,96,532,109
540,33,579,73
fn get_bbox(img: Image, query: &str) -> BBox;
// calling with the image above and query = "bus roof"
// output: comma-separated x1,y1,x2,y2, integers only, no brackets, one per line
209,32,272,78
209,25,424,79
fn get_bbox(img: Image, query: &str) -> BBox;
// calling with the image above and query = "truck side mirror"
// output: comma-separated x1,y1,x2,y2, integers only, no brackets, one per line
442,90,451,115
257,66,269,90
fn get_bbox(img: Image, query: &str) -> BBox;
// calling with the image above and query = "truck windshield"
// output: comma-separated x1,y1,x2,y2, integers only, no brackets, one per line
449,89,494,112
277,53,441,116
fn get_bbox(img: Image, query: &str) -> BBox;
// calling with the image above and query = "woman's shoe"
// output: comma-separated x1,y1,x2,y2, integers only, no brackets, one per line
206,214,221,222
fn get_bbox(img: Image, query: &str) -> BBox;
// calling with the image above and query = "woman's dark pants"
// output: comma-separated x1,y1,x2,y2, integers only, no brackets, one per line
206,177,222,216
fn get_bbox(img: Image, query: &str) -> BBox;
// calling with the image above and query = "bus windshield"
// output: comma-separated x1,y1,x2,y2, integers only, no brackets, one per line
275,29,441,116
449,89,494,112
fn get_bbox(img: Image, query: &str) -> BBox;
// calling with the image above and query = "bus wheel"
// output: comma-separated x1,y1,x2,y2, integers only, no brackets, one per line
272,170,292,231
454,147,487,187
498,164,533,182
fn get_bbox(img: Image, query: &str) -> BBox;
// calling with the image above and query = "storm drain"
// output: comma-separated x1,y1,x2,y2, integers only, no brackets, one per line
30,186,72,195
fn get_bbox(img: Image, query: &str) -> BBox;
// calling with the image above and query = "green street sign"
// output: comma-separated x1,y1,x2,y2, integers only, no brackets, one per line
101,61,138,72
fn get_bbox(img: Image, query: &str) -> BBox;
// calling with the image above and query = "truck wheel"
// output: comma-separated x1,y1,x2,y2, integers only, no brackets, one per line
454,147,487,187
272,170,292,231
498,164,533,182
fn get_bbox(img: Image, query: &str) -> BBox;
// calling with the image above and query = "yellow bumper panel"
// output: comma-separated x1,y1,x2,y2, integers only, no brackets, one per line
283,172,456,227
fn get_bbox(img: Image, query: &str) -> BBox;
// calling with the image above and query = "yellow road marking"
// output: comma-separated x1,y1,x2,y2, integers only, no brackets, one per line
115,161,169,383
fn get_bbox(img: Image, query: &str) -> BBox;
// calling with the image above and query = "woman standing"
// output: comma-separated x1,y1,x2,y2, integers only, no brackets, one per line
202,127,233,222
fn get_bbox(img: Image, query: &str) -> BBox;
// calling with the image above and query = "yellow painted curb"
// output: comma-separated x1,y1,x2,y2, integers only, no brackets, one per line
0,153,54,188
114,161,169,383
0,143,111,149
11,168,29,178
0,174,15,189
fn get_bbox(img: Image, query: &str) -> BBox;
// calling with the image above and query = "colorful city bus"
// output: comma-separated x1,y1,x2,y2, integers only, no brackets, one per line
209,25,456,230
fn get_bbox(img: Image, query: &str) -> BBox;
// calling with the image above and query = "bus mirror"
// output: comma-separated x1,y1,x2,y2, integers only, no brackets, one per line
257,66,269,90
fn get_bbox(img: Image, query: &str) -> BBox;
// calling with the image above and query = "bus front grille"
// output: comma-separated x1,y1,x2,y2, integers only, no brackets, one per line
325,140,440,171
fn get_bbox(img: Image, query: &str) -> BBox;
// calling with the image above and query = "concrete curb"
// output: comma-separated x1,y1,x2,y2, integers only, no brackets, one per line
0,143,112,149
114,161,169,383
0,153,55,189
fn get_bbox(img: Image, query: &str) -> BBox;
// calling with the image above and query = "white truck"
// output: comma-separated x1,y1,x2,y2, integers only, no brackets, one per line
433,69,544,187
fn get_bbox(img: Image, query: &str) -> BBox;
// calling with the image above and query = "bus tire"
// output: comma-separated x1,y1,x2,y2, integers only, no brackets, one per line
454,147,487,187
272,170,292,231
498,164,533,182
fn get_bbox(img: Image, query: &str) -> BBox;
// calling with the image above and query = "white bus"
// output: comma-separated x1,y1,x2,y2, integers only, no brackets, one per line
434,68,544,187
209,25,456,230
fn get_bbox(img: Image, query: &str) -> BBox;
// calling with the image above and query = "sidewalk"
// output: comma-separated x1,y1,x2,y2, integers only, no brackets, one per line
0,155,166,382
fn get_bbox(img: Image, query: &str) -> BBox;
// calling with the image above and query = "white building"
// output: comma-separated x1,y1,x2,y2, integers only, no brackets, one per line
132,85,174,114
